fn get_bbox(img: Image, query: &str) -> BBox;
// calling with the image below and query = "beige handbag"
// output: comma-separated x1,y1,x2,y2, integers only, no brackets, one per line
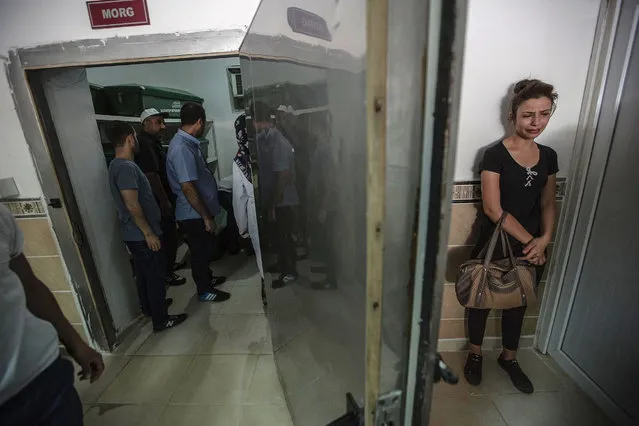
455,212,537,309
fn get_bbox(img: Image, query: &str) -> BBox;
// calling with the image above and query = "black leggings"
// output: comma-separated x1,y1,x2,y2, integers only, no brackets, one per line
468,306,528,351
467,263,545,351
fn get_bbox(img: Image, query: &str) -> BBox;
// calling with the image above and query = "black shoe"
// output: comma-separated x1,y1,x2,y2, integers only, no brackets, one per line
464,353,483,386
153,313,188,332
212,276,227,287
142,298,173,316
272,273,297,289
198,289,231,303
498,354,534,394
166,272,187,287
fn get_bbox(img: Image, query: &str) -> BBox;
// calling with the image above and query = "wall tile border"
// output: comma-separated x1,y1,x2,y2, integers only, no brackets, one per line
452,178,566,203
0,198,47,218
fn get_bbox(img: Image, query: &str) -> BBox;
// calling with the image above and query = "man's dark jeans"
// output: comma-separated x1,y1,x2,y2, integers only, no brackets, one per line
179,218,217,294
0,358,82,426
275,206,297,275
161,215,179,275
126,240,168,327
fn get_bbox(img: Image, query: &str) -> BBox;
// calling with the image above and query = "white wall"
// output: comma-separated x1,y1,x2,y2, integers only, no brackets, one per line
87,58,242,177
0,0,260,197
454,0,601,180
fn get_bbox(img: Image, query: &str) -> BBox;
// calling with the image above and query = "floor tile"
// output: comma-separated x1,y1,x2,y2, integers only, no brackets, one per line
159,405,241,425
98,356,192,404
492,391,611,426
239,404,293,426
83,403,163,426
218,284,264,315
75,355,131,403
136,312,209,356
244,355,286,404
430,396,507,426
112,321,153,356
198,314,270,355
171,355,258,405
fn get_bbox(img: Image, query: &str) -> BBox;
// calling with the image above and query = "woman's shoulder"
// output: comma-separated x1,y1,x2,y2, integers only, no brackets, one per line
536,143,558,157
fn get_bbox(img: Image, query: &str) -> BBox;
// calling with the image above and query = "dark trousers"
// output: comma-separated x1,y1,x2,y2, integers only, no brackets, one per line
126,240,168,327
161,215,179,276
275,206,297,274
179,219,217,294
0,358,82,426
467,264,545,351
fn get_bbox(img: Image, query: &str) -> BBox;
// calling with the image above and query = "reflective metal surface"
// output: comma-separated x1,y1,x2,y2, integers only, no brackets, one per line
240,1,428,424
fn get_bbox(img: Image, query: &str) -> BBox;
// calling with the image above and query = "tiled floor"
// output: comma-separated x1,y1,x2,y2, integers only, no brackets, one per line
78,254,293,426
430,350,612,426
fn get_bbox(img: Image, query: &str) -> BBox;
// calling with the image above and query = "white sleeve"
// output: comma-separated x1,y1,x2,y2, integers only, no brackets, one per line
232,162,250,236
0,205,24,258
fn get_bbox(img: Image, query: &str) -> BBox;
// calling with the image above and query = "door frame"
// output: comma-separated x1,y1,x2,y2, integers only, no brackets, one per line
6,30,245,350
535,0,636,424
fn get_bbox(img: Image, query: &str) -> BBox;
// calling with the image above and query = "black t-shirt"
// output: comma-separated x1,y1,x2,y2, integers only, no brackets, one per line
473,141,559,258
135,131,174,204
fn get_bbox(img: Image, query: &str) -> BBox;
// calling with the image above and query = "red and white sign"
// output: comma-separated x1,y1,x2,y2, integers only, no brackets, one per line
86,0,150,29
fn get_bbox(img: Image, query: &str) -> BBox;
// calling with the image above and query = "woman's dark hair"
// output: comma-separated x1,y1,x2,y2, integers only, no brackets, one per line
105,121,135,149
180,102,206,126
509,79,558,118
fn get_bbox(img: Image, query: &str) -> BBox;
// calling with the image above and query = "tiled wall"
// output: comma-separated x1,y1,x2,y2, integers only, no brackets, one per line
440,180,565,350
4,199,90,343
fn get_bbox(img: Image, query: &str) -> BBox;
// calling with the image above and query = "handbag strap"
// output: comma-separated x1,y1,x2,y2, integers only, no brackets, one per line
480,212,509,267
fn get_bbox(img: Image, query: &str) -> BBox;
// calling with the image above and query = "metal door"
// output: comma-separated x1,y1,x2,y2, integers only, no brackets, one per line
550,1,639,424
239,0,466,424
36,68,140,336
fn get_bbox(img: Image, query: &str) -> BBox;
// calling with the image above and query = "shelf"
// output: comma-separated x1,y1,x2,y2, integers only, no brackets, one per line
95,114,182,123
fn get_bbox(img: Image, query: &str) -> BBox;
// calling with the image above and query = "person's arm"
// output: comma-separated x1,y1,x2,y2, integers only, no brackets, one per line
120,189,161,251
181,181,216,233
9,254,104,382
145,172,172,216
522,174,556,264
481,171,535,244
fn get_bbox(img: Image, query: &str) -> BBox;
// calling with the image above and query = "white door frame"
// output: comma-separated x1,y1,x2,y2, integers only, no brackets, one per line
534,0,637,424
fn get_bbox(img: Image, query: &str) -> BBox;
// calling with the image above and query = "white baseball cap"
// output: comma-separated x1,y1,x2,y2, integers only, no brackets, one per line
140,108,169,122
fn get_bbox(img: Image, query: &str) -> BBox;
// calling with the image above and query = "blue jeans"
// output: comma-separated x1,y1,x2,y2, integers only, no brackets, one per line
126,240,168,327
0,358,82,426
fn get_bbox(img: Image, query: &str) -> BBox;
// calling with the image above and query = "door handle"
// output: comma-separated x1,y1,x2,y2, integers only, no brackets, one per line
47,198,63,209
71,221,85,248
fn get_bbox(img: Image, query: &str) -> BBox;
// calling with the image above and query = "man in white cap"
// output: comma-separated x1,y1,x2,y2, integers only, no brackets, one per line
136,108,186,287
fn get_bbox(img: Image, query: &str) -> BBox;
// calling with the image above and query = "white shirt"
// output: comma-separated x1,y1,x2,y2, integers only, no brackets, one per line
0,205,59,405
232,162,263,278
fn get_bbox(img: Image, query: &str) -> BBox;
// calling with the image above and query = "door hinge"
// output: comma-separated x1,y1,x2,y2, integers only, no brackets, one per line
375,390,402,426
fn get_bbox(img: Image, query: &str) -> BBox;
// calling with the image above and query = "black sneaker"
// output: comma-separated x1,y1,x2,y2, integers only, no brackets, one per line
464,353,483,386
212,276,227,287
153,313,188,332
166,272,187,286
498,354,534,394
198,289,231,303
272,273,297,289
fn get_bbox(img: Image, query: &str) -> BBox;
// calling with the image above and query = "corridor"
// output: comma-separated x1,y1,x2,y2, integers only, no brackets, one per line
76,254,293,426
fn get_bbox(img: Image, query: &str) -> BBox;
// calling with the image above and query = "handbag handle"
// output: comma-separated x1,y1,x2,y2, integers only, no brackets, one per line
479,212,509,268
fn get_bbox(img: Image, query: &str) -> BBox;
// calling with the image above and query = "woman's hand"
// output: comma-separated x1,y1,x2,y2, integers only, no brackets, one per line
520,236,550,265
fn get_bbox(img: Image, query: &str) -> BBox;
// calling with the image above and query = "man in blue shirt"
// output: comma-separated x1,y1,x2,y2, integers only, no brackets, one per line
107,121,188,332
166,103,230,303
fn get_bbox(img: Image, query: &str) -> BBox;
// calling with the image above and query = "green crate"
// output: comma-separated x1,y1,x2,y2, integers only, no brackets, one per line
102,84,204,118
90,84,114,115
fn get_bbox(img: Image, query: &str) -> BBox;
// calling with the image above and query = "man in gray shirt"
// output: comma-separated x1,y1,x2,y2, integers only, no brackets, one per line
253,102,299,287
107,121,187,332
